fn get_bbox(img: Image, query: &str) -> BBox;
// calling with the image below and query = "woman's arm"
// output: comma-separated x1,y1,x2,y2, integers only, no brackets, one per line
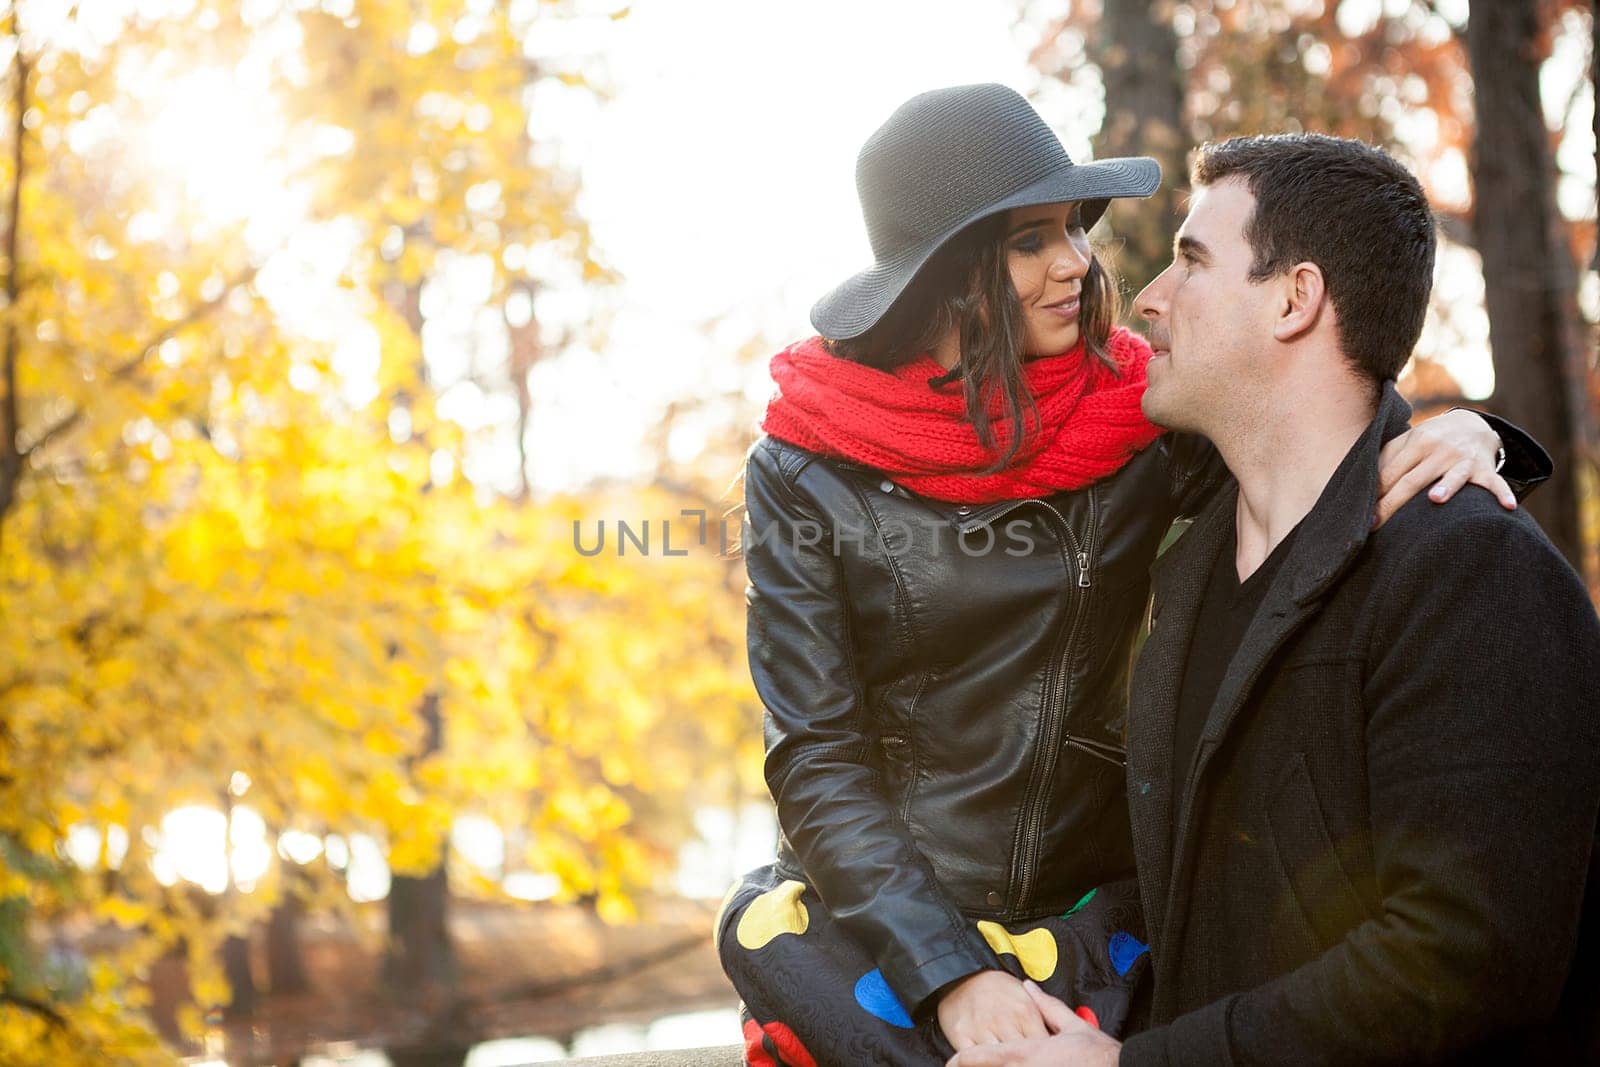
1162,409,1553,523
741,440,997,1018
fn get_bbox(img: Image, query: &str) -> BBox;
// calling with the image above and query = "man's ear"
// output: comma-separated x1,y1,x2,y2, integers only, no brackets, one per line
1271,261,1326,343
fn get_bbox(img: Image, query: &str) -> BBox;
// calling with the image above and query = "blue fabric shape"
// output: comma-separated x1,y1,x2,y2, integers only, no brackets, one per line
1108,931,1149,977
853,968,914,1028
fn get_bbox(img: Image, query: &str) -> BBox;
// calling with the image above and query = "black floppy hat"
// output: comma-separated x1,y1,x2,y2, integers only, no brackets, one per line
810,83,1161,340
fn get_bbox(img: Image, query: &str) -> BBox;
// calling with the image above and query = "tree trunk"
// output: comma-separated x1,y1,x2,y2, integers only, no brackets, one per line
1466,0,1592,574
0,22,28,559
378,269,461,1013
1091,0,1188,302
265,865,311,995
220,934,257,1022
382,692,459,1003
506,278,540,502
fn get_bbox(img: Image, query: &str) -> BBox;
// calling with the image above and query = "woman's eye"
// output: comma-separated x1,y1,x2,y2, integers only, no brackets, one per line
1015,236,1043,254
1067,210,1085,232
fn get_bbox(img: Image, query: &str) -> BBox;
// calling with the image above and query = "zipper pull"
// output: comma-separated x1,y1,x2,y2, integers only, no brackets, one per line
1076,551,1092,588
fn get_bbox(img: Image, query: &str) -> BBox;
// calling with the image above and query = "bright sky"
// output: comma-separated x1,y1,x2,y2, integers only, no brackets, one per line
532,0,1598,493
64,0,1594,497
525,0,1064,492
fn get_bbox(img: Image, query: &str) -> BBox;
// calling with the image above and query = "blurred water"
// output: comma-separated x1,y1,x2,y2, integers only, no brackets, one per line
190,1006,743,1066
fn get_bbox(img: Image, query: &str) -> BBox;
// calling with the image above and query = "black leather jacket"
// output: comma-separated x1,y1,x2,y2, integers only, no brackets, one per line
740,416,1546,1017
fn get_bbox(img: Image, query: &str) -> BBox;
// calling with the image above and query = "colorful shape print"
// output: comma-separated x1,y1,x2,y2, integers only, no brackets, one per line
976,920,1059,981
735,879,810,951
743,1017,818,1067
1108,931,1149,977
1063,888,1096,917
854,968,914,1028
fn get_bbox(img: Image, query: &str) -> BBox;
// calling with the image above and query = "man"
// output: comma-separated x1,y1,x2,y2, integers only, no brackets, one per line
950,134,1600,1065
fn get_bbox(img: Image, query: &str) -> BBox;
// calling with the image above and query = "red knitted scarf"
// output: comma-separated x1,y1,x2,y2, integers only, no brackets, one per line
759,326,1161,503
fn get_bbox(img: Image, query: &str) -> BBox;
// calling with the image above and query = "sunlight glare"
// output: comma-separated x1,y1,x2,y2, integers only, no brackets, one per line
135,64,294,236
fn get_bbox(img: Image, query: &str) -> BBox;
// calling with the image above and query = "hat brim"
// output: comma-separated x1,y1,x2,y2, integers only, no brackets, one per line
810,155,1161,340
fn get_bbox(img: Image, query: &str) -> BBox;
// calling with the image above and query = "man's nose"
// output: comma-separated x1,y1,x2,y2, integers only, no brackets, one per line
1134,265,1173,321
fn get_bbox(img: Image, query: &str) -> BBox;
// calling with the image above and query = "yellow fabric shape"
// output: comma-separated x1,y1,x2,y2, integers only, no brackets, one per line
976,920,1058,981
736,879,811,950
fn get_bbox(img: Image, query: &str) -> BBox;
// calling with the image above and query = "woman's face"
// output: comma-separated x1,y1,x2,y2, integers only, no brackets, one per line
1003,201,1092,357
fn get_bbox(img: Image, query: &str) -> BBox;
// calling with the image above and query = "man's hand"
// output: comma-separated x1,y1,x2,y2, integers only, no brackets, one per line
936,970,1053,1052
945,981,1121,1067
1375,409,1513,528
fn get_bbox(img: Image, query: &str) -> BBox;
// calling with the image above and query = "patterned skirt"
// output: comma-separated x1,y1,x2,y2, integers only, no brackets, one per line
715,863,1149,1067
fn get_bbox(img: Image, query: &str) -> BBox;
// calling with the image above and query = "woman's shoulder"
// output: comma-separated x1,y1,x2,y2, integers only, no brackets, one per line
747,434,882,480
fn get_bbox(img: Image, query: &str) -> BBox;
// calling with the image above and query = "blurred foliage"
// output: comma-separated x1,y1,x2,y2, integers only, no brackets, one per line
0,0,752,1060
1028,0,1598,582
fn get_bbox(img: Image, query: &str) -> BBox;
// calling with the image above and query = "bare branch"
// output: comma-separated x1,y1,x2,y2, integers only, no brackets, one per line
1434,211,1475,249
480,933,707,1006
18,263,261,462
1,989,67,1029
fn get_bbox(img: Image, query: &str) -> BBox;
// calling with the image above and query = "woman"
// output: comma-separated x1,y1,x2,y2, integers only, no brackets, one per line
717,84,1539,1067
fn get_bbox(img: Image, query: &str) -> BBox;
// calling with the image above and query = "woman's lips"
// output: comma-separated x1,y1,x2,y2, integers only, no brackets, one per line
1043,296,1080,321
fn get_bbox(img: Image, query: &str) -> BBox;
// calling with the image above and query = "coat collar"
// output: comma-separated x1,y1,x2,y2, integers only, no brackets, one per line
1130,381,1413,987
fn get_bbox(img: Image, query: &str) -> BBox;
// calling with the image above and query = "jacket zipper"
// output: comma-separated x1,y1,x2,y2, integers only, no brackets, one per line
1012,485,1097,911
1062,735,1126,768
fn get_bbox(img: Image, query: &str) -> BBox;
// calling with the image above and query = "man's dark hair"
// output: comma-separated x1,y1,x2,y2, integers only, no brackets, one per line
1192,133,1435,383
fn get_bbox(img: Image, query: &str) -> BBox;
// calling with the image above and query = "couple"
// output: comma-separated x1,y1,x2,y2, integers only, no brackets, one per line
716,84,1599,1066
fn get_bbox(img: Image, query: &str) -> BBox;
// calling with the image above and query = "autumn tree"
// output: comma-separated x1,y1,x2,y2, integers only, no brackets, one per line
0,2,751,1060
1466,0,1593,572
1028,0,1597,576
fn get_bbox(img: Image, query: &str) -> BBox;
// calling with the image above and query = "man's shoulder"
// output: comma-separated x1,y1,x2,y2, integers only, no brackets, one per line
1371,484,1560,565
1361,486,1592,627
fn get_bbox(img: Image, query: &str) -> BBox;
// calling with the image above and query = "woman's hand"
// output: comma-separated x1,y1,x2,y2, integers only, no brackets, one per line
1374,409,1513,529
936,969,1053,1052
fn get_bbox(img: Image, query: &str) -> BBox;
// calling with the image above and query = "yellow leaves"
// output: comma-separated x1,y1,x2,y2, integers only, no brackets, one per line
595,890,635,925
0,1,762,1053
97,894,149,930
19,822,57,859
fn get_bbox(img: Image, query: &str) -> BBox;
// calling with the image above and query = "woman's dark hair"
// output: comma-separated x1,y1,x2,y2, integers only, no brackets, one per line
822,212,1122,473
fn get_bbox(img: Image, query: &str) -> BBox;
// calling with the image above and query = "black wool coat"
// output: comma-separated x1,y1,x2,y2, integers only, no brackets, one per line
1120,383,1600,1066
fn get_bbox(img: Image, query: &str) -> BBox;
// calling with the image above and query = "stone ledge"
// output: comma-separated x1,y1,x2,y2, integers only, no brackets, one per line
565,1047,743,1065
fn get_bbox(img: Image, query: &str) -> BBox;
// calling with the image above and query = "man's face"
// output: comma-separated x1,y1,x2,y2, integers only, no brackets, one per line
1135,177,1278,436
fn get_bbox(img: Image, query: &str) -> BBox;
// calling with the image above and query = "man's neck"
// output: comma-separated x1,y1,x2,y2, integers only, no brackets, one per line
1216,380,1377,582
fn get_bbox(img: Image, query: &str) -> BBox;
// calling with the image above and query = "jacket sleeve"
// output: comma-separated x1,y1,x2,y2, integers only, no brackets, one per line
1120,510,1600,1066
741,442,998,1016
1447,407,1552,500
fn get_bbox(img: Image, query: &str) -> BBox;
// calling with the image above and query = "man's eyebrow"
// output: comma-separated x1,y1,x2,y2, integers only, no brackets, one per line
1177,235,1211,262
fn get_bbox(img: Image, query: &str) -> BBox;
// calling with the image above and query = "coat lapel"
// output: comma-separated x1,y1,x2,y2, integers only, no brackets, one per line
1127,481,1236,952
1153,383,1416,968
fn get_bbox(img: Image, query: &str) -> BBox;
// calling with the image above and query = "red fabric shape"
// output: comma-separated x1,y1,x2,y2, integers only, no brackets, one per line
743,1017,818,1067
759,326,1162,503
1075,1004,1100,1030
743,1017,776,1067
